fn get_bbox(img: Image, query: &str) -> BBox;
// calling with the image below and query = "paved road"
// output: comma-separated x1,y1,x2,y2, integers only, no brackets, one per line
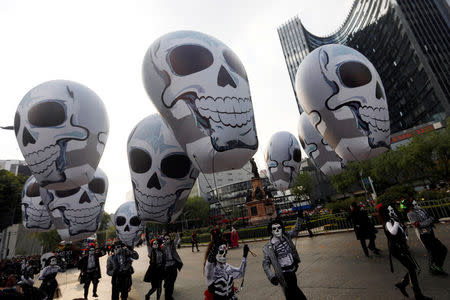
53,224,450,300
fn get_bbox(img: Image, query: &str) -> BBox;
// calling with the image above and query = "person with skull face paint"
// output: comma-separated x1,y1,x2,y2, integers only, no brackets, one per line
262,212,306,300
203,240,249,300
38,255,64,300
106,241,139,300
377,204,432,300
144,239,165,300
406,199,448,275
161,233,183,300
78,243,105,299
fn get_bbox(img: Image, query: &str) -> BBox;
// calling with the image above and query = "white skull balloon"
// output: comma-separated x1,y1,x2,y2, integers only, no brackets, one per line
40,168,108,242
21,176,53,231
265,132,302,191
142,30,258,174
298,113,345,176
15,80,109,190
295,44,390,162
127,114,199,223
114,201,143,247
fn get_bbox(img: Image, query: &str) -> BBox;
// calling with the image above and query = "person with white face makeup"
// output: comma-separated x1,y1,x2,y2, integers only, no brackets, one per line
78,243,105,299
378,204,432,300
144,239,165,300
162,233,183,300
38,255,64,300
406,198,448,275
262,211,305,300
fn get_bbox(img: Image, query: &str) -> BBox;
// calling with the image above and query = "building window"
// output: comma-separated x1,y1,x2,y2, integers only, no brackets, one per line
251,206,258,216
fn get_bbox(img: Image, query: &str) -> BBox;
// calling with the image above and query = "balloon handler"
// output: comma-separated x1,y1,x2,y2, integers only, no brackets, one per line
262,210,306,300
144,239,165,300
203,236,249,300
78,242,106,299
38,255,65,300
377,203,432,300
406,199,447,275
107,241,139,300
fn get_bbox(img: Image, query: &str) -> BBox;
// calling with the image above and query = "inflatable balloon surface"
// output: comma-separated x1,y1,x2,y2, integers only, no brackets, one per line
127,114,199,223
40,168,108,242
21,176,53,231
298,113,345,176
265,131,302,191
142,30,258,173
114,201,143,247
15,80,109,190
295,44,390,161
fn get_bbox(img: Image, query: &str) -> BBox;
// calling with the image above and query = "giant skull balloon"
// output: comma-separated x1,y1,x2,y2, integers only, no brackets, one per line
295,44,390,161
298,113,345,176
114,201,143,247
40,168,108,241
265,132,302,191
127,114,199,223
142,30,258,174
15,80,109,190
21,176,53,231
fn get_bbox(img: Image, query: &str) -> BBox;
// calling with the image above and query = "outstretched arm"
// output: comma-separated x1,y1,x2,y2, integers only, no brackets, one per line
228,257,247,280
288,216,304,239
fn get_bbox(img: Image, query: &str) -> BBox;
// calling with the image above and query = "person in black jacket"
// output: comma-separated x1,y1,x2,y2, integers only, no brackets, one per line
78,243,105,299
145,239,165,300
162,234,183,300
349,202,380,257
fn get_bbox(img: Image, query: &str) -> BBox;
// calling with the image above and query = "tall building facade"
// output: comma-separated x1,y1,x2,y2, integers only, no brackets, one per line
278,0,449,133
0,159,31,176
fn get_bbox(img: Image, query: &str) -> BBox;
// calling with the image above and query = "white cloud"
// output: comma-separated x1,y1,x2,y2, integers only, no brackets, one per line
0,0,353,213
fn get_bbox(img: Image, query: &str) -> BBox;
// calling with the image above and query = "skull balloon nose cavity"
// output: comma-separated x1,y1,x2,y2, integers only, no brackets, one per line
79,191,91,204
217,66,237,88
124,225,130,232
22,127,36,146
147,173,161,190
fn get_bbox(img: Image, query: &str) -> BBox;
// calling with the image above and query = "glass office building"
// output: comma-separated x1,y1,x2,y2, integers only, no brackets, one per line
278,0,449,133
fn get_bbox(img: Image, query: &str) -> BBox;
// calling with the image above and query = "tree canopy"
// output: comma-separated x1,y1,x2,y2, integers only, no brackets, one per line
183,196,210,226
0,170,27,230
291,171,313,199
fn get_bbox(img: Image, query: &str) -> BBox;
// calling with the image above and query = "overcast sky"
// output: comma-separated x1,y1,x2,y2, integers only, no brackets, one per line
0,0,353,213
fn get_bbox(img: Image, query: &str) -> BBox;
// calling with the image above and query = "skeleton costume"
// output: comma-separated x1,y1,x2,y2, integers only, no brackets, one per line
107,241,139,300
38,256,63,300
78,244,105,299
407,199,447,275
145,239,165,300
262,213,306,300
162,234,183,300
378,204,432,300
204,243,249,300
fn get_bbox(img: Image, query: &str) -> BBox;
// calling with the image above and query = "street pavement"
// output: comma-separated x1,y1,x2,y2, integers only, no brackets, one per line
52,224,450,300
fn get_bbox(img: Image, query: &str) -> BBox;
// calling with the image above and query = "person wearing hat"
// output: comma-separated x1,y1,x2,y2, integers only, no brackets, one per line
107,241,139,300
78,243,105,299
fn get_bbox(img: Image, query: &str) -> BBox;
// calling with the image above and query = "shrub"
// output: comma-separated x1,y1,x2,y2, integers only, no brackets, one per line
376,184,416,206
417,190,449,200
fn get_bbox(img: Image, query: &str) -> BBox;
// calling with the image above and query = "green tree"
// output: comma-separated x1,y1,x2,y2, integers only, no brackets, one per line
330,161,361,194
0,170,27,230
98,212,111,231
291,171,312,199
183,196,210,226
31,229,61,252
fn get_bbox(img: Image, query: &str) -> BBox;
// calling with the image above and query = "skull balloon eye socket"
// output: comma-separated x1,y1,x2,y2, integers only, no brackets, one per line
130,216,140,226
161,154,191,179
14,112,20,136
169,45,214,76
223,49,248,81
293,149,301,162
88,178,105,194
55,187,81,198
26,182,41,197
28,101,66,127
129,148,152,174
338,61,372,88
116,216,126,226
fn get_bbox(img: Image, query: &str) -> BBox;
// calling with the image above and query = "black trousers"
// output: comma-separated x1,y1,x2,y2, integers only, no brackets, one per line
282,271,307,300
393,249,421,294
111,272,131,300
163,266,178,300
192,241,199,251
147,277,163,299
360,236,376,256
420,232,448,268
83,272,99,298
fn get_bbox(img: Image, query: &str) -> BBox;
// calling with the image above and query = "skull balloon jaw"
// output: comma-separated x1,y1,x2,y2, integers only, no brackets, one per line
21,176,53,231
